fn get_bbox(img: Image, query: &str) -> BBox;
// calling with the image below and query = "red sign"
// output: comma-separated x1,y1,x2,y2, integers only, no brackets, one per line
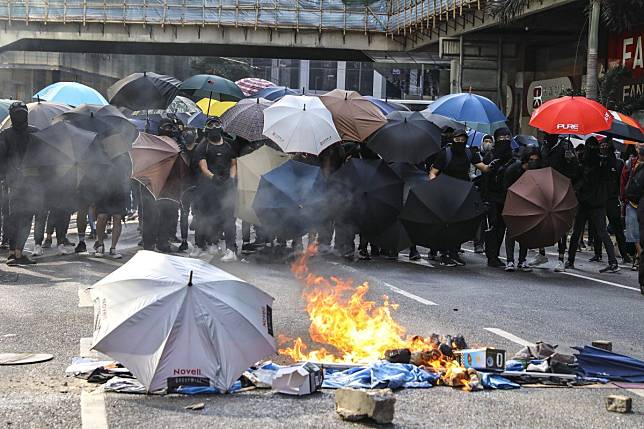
608,29,644,79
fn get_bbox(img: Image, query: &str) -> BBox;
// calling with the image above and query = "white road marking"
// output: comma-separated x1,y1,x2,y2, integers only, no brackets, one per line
561,271,640,292
81,388,109,429
330,261,438,306
484,328,535,347
78,288,93,308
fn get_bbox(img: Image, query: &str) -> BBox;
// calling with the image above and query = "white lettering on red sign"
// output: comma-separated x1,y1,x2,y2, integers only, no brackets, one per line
623,36,644,70
556,124,580,131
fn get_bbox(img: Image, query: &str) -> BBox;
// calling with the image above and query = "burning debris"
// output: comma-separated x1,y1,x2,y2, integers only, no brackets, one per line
279,244,479,389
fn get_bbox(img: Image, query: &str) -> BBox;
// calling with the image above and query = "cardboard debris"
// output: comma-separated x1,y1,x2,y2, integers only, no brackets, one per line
272,362,323,396
456,348,506,372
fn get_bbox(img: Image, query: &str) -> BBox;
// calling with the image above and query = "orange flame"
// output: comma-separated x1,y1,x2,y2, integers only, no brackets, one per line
279,244,470,387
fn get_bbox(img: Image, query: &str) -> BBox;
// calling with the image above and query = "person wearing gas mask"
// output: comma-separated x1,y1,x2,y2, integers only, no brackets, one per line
530,133,580,271
502,146,543,272
480,127,516,268
192,120,238,261
177,127,198,253
566,137,619,273
0,102,42,265
430,128,493,267
472,134,494,254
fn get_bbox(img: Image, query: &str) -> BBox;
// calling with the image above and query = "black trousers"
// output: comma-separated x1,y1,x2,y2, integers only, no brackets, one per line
505,237,528,263
594,197,628,259
484,202,506,261
568,206,617,265
196,181,236,251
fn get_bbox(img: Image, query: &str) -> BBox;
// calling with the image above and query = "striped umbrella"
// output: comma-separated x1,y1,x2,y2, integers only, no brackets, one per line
606,111,644,144
221,97,273,142
235,78,275,97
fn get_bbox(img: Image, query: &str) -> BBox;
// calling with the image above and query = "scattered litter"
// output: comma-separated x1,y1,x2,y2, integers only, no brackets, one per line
322,361,439,390
480,374,520,390
65,357,120,376
0,353,53,365
103,377,147,394
335,388,395,425
242,361,281,388
592,341,612,352
605,394,632,413
273,362,324,395
184,402,205,411
455,348,506,372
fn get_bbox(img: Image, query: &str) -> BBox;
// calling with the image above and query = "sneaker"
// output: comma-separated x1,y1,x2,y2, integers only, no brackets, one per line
32,245,44,257
42,238,52,249
57,244,70,255
221,249,237,262
358,249,371,260
108,248,122,259
7,255,36,266
554,260,566,272
75,241,87,254
505,262,516,272
178,241,189,253
517,261,533,272
589,255,602,262
7,254,15,263
60,238,75,247
190,247,205,258
208,244,219,256
439,255,457,267
473,244,485,254
599,263,620,273
632,261,639,271
452,254,466,266
487,258,504,268
93,242,105,258
0,241,8,249
529,254,548,266
408,249,421,261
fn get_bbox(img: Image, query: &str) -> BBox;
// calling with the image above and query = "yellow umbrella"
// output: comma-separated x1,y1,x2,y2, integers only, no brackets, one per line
197,98,237,117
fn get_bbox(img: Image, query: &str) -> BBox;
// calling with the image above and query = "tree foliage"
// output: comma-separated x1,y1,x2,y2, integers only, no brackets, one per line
599,0,644,32
598,66,644,115
190,57,254,82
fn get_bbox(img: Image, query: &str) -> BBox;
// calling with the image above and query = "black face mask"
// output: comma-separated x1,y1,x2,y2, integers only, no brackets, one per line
207,127,222,142
494,140,513,160
452,140,466,152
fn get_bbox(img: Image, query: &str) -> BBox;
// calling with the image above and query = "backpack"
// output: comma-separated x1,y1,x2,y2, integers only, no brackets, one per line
626,162,644,204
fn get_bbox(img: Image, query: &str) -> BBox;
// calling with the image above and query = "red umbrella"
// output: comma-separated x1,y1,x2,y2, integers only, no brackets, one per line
529,96,612,135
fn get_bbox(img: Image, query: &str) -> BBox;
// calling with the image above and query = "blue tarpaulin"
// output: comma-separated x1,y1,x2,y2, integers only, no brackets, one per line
322,361,440,390
574,345,644,383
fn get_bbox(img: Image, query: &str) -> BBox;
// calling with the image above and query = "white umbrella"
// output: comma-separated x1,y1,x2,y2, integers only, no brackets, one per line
89,250,275,393
262,95,341,155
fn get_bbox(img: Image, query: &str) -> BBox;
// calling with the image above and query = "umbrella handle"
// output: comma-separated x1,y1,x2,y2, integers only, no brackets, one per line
188,270,193,287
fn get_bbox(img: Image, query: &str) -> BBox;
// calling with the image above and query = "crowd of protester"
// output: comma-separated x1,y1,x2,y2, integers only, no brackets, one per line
1,101,643,293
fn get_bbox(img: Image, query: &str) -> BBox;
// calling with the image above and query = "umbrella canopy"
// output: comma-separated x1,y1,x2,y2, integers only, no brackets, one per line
1,101,71,130
0,99,14,122
221,97,273,142
179,74,244,102
186,111,209,130
235,78,275,97
108,72,181,111
54,104,139,160
598,111,644,142
166,95,200,114
90,250,276,393
400,174,486,249
236,145,289,224
197,99,237,117
128,117,161,134
130,133,189,201
368,162,427,252
26,121,109,189
364,96,410,115
425,93,507,134
254,86,299,101
502,167,578,248
319,89,387,142
262,95,340,155
529,96,612,135
573,345,644,383
513,134,540,147
366,111,441,164
420,112,462,131
34,82,108,106
329,159,404,236
252,159,327,237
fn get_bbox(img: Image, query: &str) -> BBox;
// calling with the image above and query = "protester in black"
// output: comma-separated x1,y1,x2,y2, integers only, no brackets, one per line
0,102,42,265
430,128,491,266
566,137,619,273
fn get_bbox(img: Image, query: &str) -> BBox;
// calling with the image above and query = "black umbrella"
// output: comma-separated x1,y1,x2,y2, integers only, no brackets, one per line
329,159,404,236
420,111,462,131
599,118,644,142
179,74,244,102
26,121,110,191
54,104,139,159
252,159,327,237
366,111,441,164
1,101,71,131
400,174,486,250
108,72,181,111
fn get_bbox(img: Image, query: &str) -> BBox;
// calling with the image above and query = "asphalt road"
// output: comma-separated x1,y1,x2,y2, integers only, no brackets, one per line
0,221,642,428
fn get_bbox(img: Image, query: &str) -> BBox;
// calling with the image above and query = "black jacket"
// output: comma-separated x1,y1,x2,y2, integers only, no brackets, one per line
541,140,579,181
576,151,610,209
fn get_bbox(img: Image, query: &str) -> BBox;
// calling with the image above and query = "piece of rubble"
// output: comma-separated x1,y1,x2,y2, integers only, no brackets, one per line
185,402,205,411
592,341,612,352
335,388,395,424
605,395,632,413
384,348,411,364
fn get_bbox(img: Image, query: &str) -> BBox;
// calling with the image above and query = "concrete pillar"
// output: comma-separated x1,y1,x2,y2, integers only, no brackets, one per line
373,70,386,98
271,59,280,84
299,60,310,94
336,61,346,90
450,59,461,94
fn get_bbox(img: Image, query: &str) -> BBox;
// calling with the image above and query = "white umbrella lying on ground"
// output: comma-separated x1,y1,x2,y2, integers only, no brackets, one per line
262,95,340,155
89,250,275,393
